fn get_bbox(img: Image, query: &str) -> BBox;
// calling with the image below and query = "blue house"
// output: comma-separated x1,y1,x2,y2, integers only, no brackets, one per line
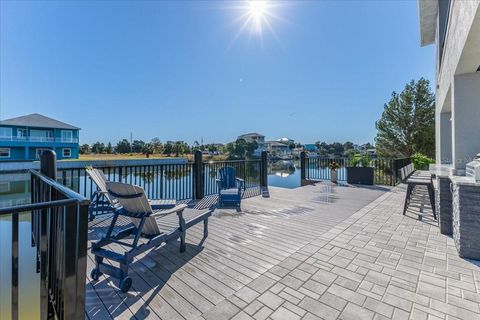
0,113,80,161
304,144,318,152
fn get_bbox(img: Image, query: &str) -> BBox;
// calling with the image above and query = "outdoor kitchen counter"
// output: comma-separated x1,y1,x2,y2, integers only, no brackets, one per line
432,162,480,260
430,164,455,235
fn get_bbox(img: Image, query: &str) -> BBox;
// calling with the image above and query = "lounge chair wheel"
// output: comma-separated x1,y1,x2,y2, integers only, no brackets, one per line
90,268,101,281
119,276,132,293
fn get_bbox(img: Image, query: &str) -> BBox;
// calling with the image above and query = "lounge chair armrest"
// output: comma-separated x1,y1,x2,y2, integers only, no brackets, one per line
236,178,245,189
151,204,187,217
216,179,223,192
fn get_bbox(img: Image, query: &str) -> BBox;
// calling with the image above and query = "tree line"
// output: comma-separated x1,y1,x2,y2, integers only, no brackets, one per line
79,138,223,157
313,141,374,157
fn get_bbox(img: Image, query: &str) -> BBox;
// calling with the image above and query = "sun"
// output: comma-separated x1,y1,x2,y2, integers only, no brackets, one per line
225,0,287,46
248,1,269,33
247,1,270,34
249,1,267,19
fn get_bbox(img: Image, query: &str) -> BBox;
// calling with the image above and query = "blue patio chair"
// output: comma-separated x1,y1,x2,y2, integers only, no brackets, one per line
216,166,244,207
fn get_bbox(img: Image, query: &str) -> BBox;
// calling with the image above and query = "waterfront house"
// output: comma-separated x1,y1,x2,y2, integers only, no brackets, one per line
303,143,318,152
265,140,291,156
277,137,294,144
419,0,480,169
238,132,265,156
0,113,80,161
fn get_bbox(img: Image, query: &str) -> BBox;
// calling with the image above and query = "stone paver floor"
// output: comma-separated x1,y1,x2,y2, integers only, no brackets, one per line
87,184,480,320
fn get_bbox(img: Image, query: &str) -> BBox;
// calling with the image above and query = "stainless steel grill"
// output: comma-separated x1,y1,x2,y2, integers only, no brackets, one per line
466,153,480,182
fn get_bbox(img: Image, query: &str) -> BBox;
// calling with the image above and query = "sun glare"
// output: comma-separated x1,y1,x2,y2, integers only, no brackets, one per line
249,1,267,18
248,1,269,34
226,0,286,47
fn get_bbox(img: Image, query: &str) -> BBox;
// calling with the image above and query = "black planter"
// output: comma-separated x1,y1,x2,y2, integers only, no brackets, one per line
346,167,374,185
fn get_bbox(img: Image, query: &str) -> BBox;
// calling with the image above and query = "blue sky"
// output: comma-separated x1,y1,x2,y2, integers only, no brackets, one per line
0,0,434,145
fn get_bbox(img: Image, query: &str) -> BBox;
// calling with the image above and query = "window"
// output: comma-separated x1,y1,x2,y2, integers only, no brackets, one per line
63,148,71,157
61,130,73,142
0,148,10,158
17,128,27,139
0,127,12,138
0,182,10,193
36,148,50,159
30,130,53,142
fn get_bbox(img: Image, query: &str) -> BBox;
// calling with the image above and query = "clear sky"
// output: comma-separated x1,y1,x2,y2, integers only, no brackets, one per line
0,0,434,145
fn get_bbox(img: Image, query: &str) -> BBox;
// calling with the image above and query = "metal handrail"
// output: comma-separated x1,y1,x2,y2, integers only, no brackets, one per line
30,169,89,204
0,198,77,216
206,159,261,163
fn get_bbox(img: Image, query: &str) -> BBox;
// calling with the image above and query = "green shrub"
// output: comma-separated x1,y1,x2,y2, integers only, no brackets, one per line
411,152,435,170
360,154,371,167
349,153,371,167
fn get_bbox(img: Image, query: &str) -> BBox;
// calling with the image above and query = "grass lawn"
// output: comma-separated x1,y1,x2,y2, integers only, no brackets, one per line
75,153,171,161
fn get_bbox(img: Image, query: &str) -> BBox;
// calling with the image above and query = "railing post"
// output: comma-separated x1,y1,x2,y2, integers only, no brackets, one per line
300,151,306,182
40,150,57,180
393,159,398,186
39,149,56,319
194,150,204,199
261,151,268,187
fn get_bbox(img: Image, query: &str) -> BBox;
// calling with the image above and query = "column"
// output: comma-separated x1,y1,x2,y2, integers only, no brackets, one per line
452,72,480,170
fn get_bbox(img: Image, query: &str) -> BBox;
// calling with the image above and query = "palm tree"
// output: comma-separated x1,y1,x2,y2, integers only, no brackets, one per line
142,143,154,158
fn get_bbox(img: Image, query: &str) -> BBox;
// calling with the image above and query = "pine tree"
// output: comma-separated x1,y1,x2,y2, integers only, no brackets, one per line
375,78,435,158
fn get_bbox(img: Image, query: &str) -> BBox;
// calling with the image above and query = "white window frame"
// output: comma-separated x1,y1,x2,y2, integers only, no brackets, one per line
61,130,73,142
30,130,53,142
0,148,10,158
63,148,71,158
0,127,12,139
0,182,10,193
17,128,27,139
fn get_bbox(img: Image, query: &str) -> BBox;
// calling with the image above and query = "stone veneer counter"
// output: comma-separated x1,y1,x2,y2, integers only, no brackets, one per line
430,164,480,259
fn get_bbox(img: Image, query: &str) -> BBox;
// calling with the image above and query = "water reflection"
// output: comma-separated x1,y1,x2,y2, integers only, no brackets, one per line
267,160,301,189
0,213,40,319
0,173,30,208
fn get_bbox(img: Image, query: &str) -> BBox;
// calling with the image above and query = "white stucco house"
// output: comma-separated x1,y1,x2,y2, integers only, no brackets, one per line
238,132,265,157
265,141,291,156
418,0,480,170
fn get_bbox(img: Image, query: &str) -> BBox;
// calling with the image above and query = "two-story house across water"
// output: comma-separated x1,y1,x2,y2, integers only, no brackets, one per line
0,113,80,161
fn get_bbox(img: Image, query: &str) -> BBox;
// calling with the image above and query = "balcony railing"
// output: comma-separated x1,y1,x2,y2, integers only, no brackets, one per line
0,165,89,319
0,136,79,143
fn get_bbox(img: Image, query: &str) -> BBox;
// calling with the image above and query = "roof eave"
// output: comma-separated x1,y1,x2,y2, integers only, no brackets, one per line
419,0,438,47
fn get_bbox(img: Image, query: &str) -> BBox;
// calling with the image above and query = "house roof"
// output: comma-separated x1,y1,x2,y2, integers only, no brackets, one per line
266,141,289,147
0,113,80,130
239,132,265,138
418,0,438,46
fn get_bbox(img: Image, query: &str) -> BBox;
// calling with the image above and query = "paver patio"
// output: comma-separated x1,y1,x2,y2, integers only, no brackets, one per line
86,183,480,320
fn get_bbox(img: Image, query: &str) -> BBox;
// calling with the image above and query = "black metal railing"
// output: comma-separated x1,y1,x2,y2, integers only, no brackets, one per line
58,162,196,202
0,169,89,320
305,157,350,182
56,155,266,203
203,160,262,196
303,156,411,186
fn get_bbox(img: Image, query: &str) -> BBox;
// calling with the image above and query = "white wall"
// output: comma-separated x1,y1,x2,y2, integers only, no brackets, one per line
436,1,480,112
451,72,480,170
